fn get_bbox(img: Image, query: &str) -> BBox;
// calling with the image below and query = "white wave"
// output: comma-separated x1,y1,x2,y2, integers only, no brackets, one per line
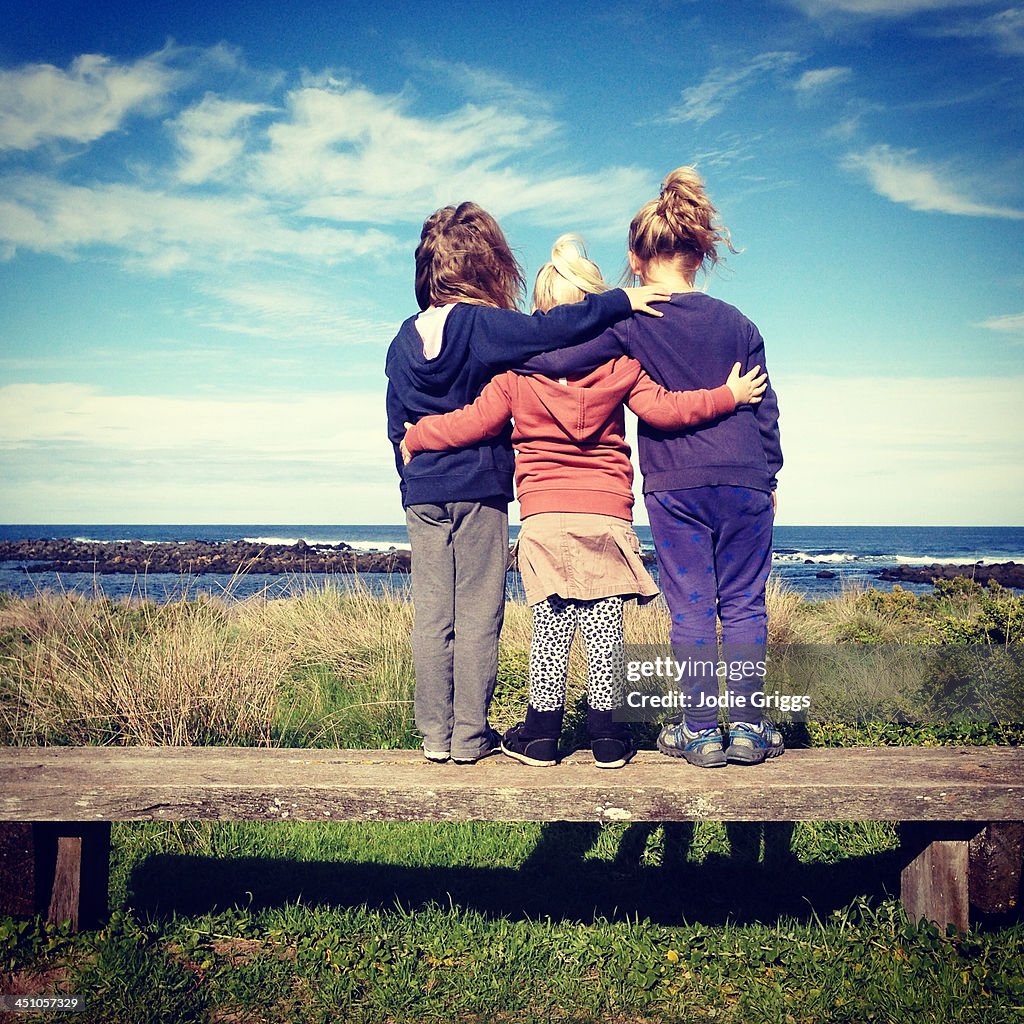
894,553,1024,566
242,535,411,553
773,551,861,564
72,536,166,545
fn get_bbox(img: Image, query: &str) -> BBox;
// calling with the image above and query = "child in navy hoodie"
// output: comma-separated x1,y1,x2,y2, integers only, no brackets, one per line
521,168,784,768
385,202,668,765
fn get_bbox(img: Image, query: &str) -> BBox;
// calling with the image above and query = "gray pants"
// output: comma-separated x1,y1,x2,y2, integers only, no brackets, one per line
405,499,508,759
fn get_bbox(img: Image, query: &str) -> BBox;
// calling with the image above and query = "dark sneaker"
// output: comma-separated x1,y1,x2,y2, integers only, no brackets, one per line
501,722,558,767
452,728,502,765
657,722,727,768
725,718,785,765
591,735,635,769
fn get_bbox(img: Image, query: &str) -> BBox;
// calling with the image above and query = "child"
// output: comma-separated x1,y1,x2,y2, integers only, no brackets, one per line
401,234,766,768
385,203,670,765
520,169,784,768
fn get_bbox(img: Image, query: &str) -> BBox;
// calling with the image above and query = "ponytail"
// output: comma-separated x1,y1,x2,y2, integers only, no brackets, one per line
532,234,607,313
628,166,737,276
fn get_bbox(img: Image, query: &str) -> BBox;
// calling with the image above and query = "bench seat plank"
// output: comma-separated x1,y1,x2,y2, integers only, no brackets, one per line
2,746,1022,824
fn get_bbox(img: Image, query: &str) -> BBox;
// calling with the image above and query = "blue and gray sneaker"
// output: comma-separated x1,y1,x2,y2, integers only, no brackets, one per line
725,718,785,765
656,722,727,768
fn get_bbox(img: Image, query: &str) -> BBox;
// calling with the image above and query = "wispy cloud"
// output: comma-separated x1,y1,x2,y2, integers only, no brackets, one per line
0,382,389,463
0,174,399,271
0,49,180,151
777,372,1024,524
927,7,1024,55
0,383,396,521
666,52,801,125
786,0,1000,18
170,94,270,184
795,67,852,93
197,281,399,344
976,312,1024,336
843,145,1024,219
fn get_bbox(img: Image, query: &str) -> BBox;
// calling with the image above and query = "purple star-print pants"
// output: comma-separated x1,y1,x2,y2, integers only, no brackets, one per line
645,486,774,729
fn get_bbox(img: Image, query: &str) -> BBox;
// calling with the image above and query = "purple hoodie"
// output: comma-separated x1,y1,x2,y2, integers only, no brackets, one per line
520,292,782,493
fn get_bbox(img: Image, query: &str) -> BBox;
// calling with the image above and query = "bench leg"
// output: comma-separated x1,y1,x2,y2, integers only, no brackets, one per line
900,822,984,932
0,823,112,931
39,823,111,931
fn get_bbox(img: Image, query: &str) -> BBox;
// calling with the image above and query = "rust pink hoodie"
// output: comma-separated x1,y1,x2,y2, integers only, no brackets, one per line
404,357,735,521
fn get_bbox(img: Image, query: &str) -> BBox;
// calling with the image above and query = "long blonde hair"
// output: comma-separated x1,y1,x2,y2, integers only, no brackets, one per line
532,234,608,312
628,166,737,279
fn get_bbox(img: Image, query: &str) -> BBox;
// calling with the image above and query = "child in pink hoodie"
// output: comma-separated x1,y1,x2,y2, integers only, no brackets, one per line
402,236,765,768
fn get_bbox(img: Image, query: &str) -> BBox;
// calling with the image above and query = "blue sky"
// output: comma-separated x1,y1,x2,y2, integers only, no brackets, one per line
1,0,1022,526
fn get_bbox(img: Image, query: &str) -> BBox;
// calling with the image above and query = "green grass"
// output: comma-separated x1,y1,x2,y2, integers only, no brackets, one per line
2,819,1023,1022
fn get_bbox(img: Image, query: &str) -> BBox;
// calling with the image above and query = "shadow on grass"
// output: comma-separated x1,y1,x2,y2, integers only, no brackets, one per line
126,821,911,927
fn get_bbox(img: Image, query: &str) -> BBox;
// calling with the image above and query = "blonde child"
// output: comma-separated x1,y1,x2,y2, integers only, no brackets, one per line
385,204,669,764
401,235,765,768
521,169,784,768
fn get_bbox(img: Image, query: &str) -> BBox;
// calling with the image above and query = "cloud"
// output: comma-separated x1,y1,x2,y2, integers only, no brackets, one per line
774,372,1024,525
0,46,193,152
976,312,1024,336
0,173,399,270
787,0,1000,17
842,145,1024,219
665,52,801,125
0,382,389,461
197,282,399,344
255,78,648,230
170,94,270,184
0,380,401,522
795,67,853,92
928,7,1024,55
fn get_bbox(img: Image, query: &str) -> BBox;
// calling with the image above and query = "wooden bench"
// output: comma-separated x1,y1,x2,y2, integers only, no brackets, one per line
2,746,1022,933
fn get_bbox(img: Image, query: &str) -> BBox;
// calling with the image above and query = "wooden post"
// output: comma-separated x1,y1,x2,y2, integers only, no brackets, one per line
900,822,984,932
32,822,111,931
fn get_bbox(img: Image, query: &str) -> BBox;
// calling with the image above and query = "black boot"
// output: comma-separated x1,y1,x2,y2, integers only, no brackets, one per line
501,706,564,767
587,707,635,769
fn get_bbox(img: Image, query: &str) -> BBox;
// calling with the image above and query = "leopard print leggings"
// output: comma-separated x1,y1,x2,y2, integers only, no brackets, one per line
529,594,625,712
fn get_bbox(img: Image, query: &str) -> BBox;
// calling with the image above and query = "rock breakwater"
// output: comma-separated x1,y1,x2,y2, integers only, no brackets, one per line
0,538,412,575
876,561,1024,589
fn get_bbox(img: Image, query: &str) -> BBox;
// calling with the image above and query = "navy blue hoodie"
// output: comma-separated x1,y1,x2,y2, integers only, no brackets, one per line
520,292,782,493
385,289,632,508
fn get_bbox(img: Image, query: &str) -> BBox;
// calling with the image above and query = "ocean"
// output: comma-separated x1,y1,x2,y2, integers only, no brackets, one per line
1,524,1022,604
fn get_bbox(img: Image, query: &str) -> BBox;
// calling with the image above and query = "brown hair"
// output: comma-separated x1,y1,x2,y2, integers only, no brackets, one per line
414,202,525,311
627,166,737,278
531,234,608,312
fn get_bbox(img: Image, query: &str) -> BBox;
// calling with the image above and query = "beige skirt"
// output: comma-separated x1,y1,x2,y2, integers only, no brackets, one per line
514,512,660,607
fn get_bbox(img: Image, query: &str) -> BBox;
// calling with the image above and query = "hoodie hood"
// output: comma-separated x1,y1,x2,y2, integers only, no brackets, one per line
514,359,640,444
385,312,474,397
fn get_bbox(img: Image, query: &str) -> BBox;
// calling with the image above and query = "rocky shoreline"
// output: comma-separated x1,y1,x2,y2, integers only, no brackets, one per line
875,561,1024,589
0,538,413,575
1,539,1018,587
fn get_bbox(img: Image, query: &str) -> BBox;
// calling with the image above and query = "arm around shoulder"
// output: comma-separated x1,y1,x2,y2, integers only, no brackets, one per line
404,372,516,455
625,360,736,430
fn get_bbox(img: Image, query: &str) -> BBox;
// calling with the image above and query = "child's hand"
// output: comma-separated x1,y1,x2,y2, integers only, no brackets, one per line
623,285,672,317
725,362,768,405
401,421,415,465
